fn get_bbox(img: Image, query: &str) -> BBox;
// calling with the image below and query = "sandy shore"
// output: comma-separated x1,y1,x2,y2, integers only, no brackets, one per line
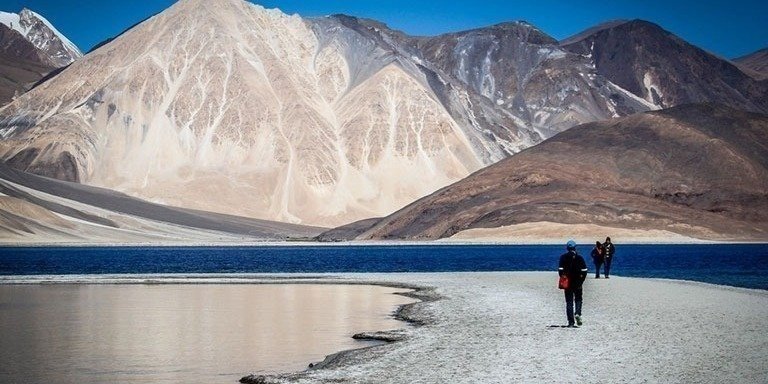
3,273,766,383
240,273,768,383
445,222,718,244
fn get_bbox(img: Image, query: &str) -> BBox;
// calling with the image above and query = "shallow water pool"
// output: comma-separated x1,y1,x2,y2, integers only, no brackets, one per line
0,284,413,383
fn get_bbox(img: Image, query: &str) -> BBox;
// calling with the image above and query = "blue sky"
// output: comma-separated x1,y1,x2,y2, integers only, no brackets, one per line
1,0,766,58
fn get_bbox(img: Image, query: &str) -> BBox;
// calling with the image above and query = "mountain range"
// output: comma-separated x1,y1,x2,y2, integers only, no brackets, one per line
0,0,765,242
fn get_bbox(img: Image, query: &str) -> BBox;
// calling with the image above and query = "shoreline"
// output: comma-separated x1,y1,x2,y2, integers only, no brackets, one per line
2,272,766,292
1,240,767,248
0,273,439,383
275,284,443,383
2,273,767,383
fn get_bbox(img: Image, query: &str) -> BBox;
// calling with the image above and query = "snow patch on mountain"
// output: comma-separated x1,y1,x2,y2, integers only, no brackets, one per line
643,72,665,106
0,11,20,30
22,9,81,56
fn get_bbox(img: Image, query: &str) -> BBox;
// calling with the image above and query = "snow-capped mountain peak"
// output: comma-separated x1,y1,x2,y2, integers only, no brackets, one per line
0,8,82,67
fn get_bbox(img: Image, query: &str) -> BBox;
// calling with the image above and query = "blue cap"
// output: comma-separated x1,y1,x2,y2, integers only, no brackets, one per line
566,240,577,250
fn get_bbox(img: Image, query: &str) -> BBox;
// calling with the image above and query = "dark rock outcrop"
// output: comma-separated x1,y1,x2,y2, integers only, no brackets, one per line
6,147,80,182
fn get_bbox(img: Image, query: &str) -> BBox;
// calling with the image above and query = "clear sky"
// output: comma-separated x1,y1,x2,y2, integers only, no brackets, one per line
1,0,766,59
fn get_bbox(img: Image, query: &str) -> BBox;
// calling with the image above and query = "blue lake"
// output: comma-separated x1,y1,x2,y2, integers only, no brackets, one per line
0,244,766,290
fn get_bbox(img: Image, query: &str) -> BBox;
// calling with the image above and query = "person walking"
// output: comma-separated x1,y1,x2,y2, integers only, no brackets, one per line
591,241,605,278
558,240,588,327
603,237,616,278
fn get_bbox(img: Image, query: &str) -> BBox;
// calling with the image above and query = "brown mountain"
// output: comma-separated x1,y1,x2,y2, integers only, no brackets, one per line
353,104,768,241
734,48,768,80
561,20,768,114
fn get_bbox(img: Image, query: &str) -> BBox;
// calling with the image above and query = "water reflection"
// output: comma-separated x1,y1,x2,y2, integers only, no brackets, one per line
0,284,414,383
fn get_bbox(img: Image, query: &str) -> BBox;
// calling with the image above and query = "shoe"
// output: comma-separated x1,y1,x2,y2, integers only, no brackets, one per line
595,276,600,279
575,315,583,326
605,276,610,279
567,323,576,328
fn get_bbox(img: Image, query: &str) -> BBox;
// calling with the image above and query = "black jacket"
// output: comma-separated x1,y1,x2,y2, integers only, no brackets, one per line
559,250,588,289
591,247,604,263
604,242,616,259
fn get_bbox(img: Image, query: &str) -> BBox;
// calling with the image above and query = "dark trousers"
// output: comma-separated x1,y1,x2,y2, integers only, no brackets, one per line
564,288,583,325
604,257,613,277
594,261,603,278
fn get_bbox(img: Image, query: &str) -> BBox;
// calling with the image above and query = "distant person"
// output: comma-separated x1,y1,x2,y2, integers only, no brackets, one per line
558,240,588,327
591,241,605,278
603,237,616,278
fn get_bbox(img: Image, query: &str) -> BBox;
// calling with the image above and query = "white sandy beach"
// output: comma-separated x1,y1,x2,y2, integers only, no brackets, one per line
6,273,766,383
242,273,768,383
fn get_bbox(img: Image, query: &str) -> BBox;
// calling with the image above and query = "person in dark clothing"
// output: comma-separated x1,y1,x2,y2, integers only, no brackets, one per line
559,240,588,327
591,241,604,278
603,237,616,278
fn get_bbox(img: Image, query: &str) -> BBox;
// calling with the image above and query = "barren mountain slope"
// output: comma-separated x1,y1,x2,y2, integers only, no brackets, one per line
358,104,768,241
734,48,768,80
411,21,655,136
309,15,544,158
0,0,513,227
562,20,768,113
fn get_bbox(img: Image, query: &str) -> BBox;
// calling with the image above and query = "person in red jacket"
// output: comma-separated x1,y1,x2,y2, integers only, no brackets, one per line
559,240,588,327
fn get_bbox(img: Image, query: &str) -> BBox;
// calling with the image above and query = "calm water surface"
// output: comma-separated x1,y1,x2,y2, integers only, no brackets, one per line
1,244,766,289
0,284,413,384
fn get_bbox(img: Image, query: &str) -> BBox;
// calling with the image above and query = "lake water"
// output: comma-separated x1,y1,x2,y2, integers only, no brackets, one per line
1,244,766,382
1,244,767,289
0,284,413,384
